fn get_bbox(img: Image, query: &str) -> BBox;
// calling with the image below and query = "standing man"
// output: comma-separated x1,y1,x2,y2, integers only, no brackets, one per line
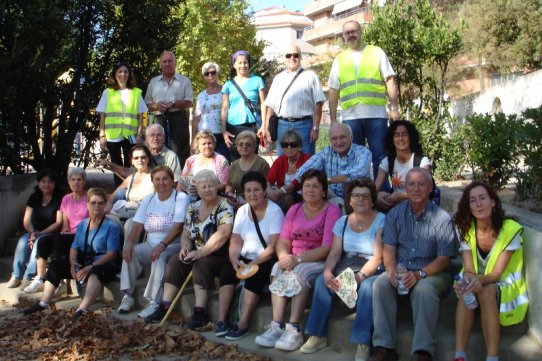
145,51,194,166
265,44,326,155
368,168,454,361
329,20,399,185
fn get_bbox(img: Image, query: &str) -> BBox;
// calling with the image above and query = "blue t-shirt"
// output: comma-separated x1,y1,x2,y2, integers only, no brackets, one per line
222,75,265,126
332,212,385,258
71,217,121,262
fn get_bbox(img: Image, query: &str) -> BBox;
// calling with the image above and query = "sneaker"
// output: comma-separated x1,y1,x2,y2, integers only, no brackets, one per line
274,323,303,351
53,282,68,299
300,335,328,354
23,302,47,315
367,346,399,361
138,300,159,318
19,279,31,290
187,307,209,330
144,306,166,323
73,308,87,319
24,277,44,294
7,276,21,288
255,321,284,348
355,344,371,361
215,321,230,337
117,295,135,314
225,324,250,341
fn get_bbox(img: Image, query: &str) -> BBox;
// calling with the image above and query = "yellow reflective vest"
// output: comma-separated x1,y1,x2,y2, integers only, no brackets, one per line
463,219,528,326
104,88,142,140
337,46,387,110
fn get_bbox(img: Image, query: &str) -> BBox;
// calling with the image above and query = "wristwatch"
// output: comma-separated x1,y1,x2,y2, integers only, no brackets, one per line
312,125,319,131
296,256,302,264
418,269,427,279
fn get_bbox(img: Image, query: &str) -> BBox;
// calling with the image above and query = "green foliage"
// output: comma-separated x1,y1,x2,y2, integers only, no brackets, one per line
516,106,542,200
315,125,330,153
464,113,522,189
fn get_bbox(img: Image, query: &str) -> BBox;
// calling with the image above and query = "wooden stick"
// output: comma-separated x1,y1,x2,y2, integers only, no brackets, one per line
159,270,193,327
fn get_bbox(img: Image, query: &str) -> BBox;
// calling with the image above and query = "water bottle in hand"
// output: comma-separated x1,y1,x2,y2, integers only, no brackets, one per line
74,264,86,286
461,277,478,310
396,263,409,295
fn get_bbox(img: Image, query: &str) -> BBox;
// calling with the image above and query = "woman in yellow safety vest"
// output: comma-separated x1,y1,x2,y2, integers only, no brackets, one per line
97,61,147,186
453,181,528,361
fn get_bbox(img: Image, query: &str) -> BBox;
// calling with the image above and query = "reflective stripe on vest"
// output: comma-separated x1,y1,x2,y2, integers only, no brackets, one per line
337,46,387,109
104,88,141,139
464,219,528,326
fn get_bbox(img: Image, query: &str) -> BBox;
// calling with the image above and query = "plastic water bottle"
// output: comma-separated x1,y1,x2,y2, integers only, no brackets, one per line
432,187,441,206
74,264,86,286
396,263,409,295
461,278,478,310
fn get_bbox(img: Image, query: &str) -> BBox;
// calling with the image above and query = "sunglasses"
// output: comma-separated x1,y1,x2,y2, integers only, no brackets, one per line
285,53,300,59
132,156,147,160
237,141,254,148
203,71,217,77
280,141,299,148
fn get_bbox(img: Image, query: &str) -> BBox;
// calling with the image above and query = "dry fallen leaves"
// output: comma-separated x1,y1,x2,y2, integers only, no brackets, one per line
1,299,271,361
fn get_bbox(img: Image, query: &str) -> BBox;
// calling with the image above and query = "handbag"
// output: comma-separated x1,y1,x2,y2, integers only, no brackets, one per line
231,79,262,128
269,69,305,142
334,216,368,274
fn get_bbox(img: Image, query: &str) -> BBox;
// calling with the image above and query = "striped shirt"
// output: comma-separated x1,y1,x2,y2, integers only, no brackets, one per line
383,201,454,270
293,143,372,198
264,68,326,118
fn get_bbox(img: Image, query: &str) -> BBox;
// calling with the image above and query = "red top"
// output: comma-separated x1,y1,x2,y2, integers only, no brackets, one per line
267,153,311,187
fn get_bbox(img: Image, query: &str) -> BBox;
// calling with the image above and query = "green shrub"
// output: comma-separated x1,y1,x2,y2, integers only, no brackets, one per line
316,124,330,153
516,105,542,200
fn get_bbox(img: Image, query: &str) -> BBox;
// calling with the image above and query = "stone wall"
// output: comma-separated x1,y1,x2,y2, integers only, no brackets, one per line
0,174,36,253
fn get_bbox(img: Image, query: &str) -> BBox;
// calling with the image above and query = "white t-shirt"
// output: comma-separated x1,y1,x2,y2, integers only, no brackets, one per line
329,46,395,120
96,88,148,142
379,154,431,193
133,190,190,246
232,201,284,260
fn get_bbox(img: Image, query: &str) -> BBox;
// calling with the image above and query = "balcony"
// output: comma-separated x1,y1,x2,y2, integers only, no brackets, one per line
305,0,345,16
303,11,372,44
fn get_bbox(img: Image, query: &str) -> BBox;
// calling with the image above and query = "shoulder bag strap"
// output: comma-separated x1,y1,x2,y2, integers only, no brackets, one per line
277,69,304,115
231,78,257,114
126,173,136,201
250,206,268,249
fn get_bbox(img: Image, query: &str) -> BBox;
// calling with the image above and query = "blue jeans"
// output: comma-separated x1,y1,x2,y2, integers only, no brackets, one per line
343,117,390,192
277,118,314,156
12,232,38,279
305,273,378,345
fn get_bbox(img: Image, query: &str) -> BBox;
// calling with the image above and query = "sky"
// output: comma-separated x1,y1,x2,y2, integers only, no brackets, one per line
248,0,309,12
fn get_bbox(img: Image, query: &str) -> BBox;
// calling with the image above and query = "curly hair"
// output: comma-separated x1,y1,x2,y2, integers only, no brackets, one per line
384,120,423,158
453,181,506,236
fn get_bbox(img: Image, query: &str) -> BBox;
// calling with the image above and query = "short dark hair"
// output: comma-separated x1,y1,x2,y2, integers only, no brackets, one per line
345,177,377,214
107,60,137,90
241,171,267,191
87,187,108,203
300,169,328,193
37,168,57,183
151,165,174,182
384,120,423,158
130,144,152,161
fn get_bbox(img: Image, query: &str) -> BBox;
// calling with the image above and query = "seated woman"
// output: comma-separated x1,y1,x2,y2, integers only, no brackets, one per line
29,168,89,296
225,130,269,207
180,129,230,199
143,170,234,324
118,165,190,317
453,181,528,361
267,130,310,213
255,169,341,351
374,120,431,211
214,171,284,340
301,178,384,361
24,187,121,317
8,169,63,291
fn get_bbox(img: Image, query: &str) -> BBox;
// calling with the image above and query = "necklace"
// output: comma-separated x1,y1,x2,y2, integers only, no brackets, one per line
42,195,52,207
351,212,374,232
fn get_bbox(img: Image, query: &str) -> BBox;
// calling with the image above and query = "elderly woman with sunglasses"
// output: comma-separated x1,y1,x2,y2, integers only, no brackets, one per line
192,62,229,159
221,50,266,162
267,130,310,212
225,130,269,208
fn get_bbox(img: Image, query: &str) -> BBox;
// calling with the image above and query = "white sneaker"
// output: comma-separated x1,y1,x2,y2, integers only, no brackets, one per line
355,344,370,361
274,323,303,351
137,300,159,318
255,321,284,348
118,295,135,314
53,282,68,299
24,277,44,294
300,335,328,354
7,276,22,288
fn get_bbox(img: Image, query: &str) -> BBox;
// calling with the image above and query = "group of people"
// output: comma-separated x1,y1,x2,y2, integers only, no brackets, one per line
7,19,528,361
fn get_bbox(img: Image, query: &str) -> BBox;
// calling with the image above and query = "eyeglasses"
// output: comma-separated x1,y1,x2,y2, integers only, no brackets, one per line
280,141,299,148
237,141,253,148
89,201,105,206
285,53,301,59
132,156,147,160
203,71,217,77
350,193,372,201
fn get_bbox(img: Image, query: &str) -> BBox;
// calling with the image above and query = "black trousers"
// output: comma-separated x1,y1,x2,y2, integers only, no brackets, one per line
107,138,132,186
154,110,190,166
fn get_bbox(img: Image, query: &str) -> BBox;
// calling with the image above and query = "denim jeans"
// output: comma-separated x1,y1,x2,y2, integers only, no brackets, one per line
304,272,378,345
12,232,38,279
277,118,314,156
343,117,390,192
